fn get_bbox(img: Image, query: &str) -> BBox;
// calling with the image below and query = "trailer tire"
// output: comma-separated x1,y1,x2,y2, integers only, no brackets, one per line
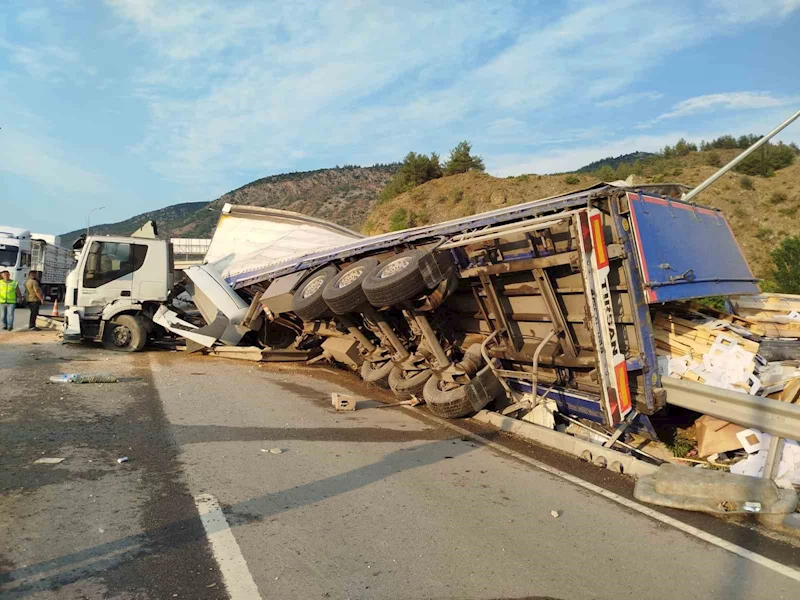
292,266,338,321
322,257,380,314
360,359,393,389
362,249,430,307
102,314,147,352
388,366,432,400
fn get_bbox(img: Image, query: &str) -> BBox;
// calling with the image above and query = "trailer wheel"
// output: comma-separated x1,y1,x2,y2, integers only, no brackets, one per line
360,359,393,388
292,266,338,321
102,314,147,352
362,249,427,307
322,257,380,314
388,366,432,400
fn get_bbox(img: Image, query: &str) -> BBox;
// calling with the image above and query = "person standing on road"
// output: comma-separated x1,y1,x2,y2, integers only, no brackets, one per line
25,271,44,331
0,270,22,331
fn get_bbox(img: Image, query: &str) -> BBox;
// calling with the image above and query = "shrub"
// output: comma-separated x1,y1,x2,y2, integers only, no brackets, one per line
770,236,800,294
595,165,616,181
705,151,722,167
389,208,411,231
697,296,727,311
564,175,580,185
739,176,754,190
733,207,747,218
769,191,788,205
755,227,773,241
516,174,530,182
778,206,798,217
451,188,464,203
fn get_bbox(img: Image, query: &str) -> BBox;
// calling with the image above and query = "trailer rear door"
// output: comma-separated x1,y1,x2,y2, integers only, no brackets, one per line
626,191,759,303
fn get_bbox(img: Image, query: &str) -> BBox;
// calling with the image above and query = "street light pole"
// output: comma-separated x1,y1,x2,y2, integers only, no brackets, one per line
86,206,105,238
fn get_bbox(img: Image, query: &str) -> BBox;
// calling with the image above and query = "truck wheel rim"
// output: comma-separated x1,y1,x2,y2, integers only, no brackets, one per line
113,325,132,346
378,257,411,279
302,275,326,298
337,266,364,288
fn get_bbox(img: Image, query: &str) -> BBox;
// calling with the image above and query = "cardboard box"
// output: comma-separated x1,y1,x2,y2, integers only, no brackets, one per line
694,415,746,457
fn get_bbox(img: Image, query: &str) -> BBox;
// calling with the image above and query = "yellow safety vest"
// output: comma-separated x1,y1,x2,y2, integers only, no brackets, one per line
0,280,18,304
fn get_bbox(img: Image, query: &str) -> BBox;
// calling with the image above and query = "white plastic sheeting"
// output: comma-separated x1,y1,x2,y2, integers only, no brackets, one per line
205,204,362,281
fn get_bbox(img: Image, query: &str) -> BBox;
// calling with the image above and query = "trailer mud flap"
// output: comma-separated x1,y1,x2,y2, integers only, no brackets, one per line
466,365,505,412
419,250,455,289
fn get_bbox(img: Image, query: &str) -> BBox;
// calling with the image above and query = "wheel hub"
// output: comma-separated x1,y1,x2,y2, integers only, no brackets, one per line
112,325,132,347
337,266,364,288
379,257,411,279
302,275,326,298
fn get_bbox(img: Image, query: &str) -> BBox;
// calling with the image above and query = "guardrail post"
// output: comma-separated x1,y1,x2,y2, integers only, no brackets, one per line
763,435,786,481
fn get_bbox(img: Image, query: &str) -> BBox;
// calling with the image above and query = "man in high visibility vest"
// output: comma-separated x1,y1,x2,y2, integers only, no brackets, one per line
0,270,23,331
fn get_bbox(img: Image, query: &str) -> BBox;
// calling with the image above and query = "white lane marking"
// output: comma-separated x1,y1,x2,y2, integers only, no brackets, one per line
195,494,263,599
409,408,800,584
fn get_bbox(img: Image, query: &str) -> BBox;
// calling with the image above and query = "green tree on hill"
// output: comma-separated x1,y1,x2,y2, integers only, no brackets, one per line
734,142,795,177
378,151,443,203
444,141,485,175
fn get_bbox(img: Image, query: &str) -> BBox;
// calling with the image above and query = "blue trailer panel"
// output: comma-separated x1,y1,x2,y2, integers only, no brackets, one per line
626,191,759,303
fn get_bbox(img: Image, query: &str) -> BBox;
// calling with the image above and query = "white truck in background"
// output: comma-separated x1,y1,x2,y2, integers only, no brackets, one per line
0,226,76,303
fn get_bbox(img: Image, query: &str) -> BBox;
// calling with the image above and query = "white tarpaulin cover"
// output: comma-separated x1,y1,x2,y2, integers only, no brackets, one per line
205,204,362,281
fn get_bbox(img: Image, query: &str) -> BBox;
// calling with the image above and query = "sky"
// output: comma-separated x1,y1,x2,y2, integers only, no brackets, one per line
1,0,799,235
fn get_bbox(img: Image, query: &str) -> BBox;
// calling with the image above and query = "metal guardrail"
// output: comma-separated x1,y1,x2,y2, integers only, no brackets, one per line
662,377,800,440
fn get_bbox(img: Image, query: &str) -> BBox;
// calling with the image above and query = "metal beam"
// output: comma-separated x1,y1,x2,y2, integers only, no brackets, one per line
459,252,577,278
532,267,577,357
662,377,800,440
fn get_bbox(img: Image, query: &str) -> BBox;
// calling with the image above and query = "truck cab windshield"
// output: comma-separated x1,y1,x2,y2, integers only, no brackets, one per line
0,246,18,267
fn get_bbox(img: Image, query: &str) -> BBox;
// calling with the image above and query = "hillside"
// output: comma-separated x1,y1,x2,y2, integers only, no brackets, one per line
364,148,800,279
60,201,208,247
61,165,398,245
576,151,655,173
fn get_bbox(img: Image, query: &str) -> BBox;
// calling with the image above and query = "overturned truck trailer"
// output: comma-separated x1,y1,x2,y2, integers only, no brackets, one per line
221,182,784,438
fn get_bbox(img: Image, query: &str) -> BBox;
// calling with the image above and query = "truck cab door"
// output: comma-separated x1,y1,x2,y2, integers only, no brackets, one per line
78,241,139,311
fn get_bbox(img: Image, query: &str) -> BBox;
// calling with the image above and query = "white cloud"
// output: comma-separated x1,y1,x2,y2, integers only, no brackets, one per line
0,129,110,195
653,92,796,122
0,37,92,81
597,92,663,109
104,0,800,187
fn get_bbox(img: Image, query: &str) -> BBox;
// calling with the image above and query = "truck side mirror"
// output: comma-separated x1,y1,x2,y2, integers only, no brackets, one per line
86,250,99,278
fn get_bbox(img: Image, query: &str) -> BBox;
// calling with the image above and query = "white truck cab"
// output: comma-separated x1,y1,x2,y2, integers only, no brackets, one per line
64,235,173,350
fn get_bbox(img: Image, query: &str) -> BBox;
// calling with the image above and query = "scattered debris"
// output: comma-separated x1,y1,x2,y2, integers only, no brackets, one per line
729,431,800,486
550,510,561,518
269,448,283,455
694,415,745,457
34,457,65,465
117,457,129,464
49,373,118,384
730,294,800,339
331,392,357,412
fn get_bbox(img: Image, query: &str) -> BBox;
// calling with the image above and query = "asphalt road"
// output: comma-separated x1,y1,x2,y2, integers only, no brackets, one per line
1,330,799,599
